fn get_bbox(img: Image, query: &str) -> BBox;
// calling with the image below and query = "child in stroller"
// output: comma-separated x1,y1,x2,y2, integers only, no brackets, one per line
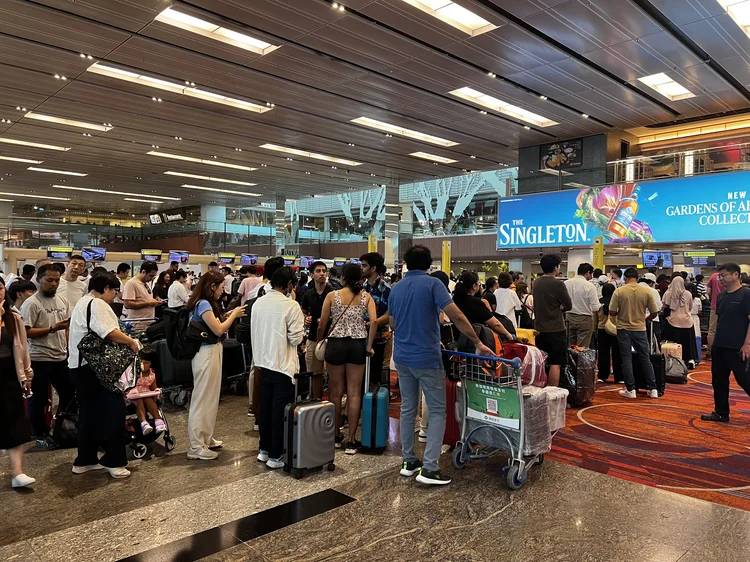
125,350,175,458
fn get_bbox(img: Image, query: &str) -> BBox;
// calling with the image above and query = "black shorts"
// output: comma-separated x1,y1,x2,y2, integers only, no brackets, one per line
325,337,367,366
536,331,568,367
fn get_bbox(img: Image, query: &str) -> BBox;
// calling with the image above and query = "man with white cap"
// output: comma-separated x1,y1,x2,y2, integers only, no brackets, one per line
639,272,663,343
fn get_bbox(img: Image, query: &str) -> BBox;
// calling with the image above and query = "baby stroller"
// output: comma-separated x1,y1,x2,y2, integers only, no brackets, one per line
124,390,176,459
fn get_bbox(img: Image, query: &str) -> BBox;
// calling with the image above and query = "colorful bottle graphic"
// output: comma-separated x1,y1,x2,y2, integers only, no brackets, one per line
607,185,641,238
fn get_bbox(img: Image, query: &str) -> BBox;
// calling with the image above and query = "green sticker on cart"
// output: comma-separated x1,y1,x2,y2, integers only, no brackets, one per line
464,380,520,430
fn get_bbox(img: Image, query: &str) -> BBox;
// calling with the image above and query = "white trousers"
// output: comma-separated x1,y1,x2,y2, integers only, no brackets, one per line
188,343,223,450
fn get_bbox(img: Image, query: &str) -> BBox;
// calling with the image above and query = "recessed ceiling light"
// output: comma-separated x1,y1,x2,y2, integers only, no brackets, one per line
470,155,476,159
28,167,87,176
350,117,458,146
54,75,67,80
87,63,273,113
147,151,257,171
180,184,261,196
523,125,531,130
717,1,750,39
15,107,26,111
164,171,256,186
52,185,180,200
410,151,458,164
487,72,496,78
637,73,695,101
155,8,280,55
259,143,363,166
449,87,559,127
0,156,43,164
0,138,70,151
0,191,70,200
581,113,589,118
539,95,548,100
399,0,497,36
1,119,11,124
124,197,164,204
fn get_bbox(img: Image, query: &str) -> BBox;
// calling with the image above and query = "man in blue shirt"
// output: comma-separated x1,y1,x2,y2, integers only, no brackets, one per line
389,245,493,486
361,252,391,391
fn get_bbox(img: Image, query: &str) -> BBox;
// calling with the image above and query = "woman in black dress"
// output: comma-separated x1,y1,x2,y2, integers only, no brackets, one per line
152,270,171,300
453,271,514,341
0,277,35,488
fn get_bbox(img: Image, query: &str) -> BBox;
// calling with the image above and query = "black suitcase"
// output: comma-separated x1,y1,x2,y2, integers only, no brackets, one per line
633,322,666,396
222,339,246,381
563,347,596,407
152,338,193,388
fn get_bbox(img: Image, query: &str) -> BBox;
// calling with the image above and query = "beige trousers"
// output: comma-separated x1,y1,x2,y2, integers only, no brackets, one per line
188,342,223,450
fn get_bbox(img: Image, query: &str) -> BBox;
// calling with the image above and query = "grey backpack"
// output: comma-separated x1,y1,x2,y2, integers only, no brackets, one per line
665,355,688,384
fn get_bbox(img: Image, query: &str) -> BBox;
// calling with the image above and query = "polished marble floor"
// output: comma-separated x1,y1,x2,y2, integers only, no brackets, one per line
2,395,749,562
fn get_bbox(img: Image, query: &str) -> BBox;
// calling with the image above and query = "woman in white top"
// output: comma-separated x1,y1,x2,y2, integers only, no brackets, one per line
167,269,190,308
317,264,377,454
68,272,140,479
493,272,522,328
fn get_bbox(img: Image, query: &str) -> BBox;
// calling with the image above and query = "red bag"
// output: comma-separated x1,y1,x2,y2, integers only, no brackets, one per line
502,342,548,387
443,378,461,447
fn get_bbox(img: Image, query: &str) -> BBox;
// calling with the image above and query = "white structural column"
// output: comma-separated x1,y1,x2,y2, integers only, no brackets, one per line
383,182,399,268
275,194,286,256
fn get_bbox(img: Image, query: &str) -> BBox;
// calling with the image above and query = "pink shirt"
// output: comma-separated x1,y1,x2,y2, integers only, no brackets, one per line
238,276,261,305
706,272,725,310
122,276,155,327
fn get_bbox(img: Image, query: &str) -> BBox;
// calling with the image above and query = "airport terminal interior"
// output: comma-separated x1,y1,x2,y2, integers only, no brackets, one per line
3,0,750,560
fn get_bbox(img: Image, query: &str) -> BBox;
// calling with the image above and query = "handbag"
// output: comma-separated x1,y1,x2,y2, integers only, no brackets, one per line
604,318,617,336
78,300,141,393
314,295,359,361
52,399,78,449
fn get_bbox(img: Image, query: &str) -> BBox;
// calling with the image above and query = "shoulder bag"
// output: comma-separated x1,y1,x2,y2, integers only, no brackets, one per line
314,293,359,361
78,300,141,393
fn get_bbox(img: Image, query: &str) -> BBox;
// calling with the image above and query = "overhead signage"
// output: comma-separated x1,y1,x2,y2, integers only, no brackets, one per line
217,252,236,265
82,247,106,262
240,254,258,266
141,249,163,262
164,212,184,222
148,213,163,225
642,251,672,268
333,257,346,268
593,236,604,271
47,246,73,260
540,138,582,170
684,250,716,267
169,250,189,264
299,257,315,268
497,171,750,249
283,256,297,266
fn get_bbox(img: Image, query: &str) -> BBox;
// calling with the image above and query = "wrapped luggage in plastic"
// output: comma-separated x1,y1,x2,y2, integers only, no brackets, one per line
524,386,569,432
457,383,552,457
502,342,548,387
562,347,596,407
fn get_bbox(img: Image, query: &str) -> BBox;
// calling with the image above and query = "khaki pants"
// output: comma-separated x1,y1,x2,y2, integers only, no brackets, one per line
188,343,223,450
708,309,718,349
568,313,594,348
305,340,325,375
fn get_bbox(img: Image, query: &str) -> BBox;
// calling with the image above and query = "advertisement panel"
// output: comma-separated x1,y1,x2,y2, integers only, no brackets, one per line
141,249,163,262
497,171,750,248
464,380,520,430
540,138,583,170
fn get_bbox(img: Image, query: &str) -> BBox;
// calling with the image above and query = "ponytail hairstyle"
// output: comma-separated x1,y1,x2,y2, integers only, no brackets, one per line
601,282,616,316
453,271,478,305
341,263,363,294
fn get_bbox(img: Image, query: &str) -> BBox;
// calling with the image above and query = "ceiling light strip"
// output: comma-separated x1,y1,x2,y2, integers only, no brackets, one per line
155,8,280,55
350,117,458,146
147,151,257,171
0,191,70,200
638,73,695,102
87,63,272,113
0,156,43,164
164,171,256,186
259,143,362,166
124,197,165,204
449,87,559,127
399,0,497,36
24,112,113,132
409,151,457,164
28,167,87,176
181,184,261,196
52,185,181,200
0,138,70,151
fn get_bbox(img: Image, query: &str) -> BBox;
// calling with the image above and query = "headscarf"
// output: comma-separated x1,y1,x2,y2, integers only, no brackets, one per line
663,275,690,310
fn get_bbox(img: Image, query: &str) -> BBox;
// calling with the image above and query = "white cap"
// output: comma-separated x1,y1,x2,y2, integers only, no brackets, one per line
598,275,609,285
644,273,657,283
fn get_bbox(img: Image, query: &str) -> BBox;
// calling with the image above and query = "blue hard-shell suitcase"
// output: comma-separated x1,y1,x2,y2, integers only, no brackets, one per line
361,356,389,453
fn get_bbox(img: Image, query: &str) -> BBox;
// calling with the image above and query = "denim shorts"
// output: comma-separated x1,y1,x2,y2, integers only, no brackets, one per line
325,337,367,366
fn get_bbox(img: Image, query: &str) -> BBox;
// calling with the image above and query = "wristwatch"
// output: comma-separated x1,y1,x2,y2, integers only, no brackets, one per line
49,326,56,334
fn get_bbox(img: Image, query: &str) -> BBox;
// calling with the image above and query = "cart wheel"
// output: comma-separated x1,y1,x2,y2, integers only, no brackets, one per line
174,390,188,407
292,470,302,480
537,454,544,466
327,462,336,471
164,436,176,451
506,464,526,490
229,381,238,394
133,443,148,459
451,446,467,469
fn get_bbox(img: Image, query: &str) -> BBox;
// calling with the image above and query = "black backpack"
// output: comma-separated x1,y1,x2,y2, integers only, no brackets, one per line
518,295,534,329
235,286,265,356
163,307,203,361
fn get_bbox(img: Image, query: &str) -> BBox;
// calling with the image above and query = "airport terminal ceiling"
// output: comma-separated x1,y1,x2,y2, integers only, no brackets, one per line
1,0,750,215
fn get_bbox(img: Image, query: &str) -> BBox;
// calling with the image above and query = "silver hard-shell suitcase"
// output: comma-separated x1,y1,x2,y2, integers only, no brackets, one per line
283,372,336,478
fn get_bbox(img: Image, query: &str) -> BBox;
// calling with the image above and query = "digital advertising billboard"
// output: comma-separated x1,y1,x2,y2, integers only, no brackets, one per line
497,171,750,249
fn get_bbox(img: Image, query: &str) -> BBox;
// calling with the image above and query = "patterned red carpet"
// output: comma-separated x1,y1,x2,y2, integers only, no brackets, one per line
548,362,750,512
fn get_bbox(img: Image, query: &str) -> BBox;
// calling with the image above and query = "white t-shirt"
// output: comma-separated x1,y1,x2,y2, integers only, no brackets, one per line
223,275,233,295
494,287,522,328
168,281,189,308
20,292,71,361
68,295,121,367
58,277,88,310
248,281,272,301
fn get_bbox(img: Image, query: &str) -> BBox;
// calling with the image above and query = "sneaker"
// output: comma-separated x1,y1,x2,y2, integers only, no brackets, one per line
615,380,625,384
36,436,58,450
257,450,269,463
334,434,345,449
597,379,605,383
416,468,451,486
619,389,637,399
647,389,660,398
339,414,348,430
208,438,223,449
400,459,422,477
247,406,253,417
141,421,153,435
688,360,696,370
106,467,131,479
701,411,730,423
154,419,166,434
11,474,35,488
345,441,360,455
266,458,284,469
418,430,428,443
187,446,219,460
72,463,104,474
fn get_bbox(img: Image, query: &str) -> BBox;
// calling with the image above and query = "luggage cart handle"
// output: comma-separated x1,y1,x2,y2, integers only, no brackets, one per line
442,350,522,369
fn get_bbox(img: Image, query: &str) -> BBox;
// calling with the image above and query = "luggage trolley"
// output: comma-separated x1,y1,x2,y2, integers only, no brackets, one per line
444,350,545,490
